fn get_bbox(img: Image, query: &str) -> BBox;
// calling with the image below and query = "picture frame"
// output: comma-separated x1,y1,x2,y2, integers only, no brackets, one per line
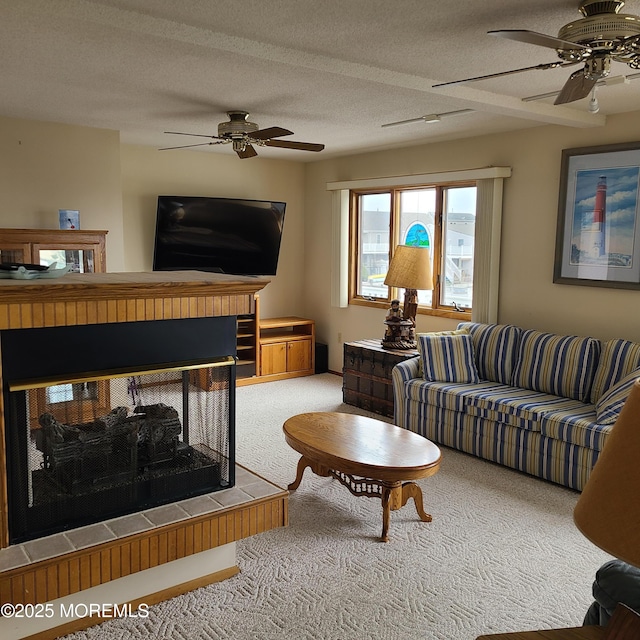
59,209,80,230
554,141,640,289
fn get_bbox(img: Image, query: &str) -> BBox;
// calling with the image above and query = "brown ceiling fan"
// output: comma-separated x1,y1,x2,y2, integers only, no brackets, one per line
161,110,325,158
433,0,640,105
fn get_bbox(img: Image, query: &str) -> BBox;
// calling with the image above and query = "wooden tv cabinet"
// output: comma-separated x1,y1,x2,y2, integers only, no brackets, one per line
258,317,315,382
196,293,315,388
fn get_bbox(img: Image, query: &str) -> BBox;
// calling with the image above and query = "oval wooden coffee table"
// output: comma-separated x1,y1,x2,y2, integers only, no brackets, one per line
283,412,441,542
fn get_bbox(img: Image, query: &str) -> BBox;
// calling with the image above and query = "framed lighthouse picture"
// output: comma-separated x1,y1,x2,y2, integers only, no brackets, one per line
554,141,640,289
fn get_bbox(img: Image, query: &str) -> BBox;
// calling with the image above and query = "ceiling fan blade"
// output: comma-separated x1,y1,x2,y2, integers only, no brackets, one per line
433,61,577,87
251,126,294,140
488,29,590,53
554,69,597,104
264,139,324,152
235,143,258,159
159,141,227,150
164,131,223,139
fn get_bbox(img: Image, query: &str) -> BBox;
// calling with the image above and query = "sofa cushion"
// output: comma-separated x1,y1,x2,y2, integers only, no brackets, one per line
404,378,505,413
511,330,600,402
457,322,521,385
539,404,610,451
590,339,640,404
466,386,583,432
415,327,469,377
418,333,479,384
595,368,640,425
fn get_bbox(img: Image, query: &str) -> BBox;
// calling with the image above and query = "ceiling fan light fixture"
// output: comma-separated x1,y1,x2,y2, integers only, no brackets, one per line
217,111,259,138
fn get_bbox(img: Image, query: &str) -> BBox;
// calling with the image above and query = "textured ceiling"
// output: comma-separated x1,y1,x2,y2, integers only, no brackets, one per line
2,0,640,161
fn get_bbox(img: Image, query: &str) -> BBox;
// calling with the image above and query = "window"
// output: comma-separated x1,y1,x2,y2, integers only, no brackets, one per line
351,183,477,316
45,382,99,404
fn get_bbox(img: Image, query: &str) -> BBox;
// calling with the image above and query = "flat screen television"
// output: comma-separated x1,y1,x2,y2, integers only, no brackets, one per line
152,196,286,276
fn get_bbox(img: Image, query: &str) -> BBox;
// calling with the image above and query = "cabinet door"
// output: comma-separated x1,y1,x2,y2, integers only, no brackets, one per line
0,242,30,264
261,342,287,376
32,243,104,273
287,339,312,372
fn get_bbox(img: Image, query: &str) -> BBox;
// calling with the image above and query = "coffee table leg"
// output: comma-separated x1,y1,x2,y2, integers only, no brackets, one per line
381,482,432,541
381,486,392,543
288,456,312,491
401,482,432,522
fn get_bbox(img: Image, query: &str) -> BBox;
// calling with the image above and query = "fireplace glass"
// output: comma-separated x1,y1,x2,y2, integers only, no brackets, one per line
7,359,235,543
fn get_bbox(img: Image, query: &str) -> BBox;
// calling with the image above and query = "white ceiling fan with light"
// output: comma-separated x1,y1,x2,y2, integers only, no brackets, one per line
433,0,640,106
161,110,325,159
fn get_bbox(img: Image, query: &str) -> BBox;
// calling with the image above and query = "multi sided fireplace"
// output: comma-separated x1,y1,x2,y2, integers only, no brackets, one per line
1,316,237,543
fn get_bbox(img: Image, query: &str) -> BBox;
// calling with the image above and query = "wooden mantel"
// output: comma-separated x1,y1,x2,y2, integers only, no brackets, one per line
0,271,288,630
0,270,269,307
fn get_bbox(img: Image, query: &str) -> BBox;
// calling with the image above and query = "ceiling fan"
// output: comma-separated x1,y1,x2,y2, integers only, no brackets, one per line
433,0,640,105
161,111,325,158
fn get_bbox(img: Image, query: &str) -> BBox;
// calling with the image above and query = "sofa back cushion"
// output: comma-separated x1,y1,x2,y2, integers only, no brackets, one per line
418,333,480,384
457,322,521,385
595,368,640,425
511,330,600,402
589,339,640,404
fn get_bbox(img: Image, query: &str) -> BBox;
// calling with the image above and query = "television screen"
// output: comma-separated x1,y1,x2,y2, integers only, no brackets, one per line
152,196,286,276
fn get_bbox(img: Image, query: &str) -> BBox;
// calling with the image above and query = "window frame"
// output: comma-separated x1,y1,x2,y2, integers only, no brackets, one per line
349,180,476,321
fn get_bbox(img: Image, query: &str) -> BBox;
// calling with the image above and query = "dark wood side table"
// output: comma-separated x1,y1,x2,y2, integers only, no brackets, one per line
476,626,605,639
342,339,419,418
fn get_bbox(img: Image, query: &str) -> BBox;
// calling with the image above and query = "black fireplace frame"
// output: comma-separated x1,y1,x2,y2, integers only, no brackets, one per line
1,316,237,543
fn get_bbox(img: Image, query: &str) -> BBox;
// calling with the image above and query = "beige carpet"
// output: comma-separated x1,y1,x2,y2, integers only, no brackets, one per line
63,373,610,639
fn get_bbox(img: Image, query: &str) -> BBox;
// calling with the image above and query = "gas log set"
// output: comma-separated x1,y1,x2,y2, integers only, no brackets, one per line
36,403,188,492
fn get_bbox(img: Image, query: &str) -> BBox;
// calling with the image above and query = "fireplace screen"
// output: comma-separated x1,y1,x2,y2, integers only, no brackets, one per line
7,359,235,543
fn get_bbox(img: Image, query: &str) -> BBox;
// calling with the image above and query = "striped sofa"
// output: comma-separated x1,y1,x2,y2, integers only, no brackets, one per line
392,322,640,490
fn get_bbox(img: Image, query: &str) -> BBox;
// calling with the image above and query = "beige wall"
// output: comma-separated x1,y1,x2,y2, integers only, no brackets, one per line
120,145,306,319
305,111,640,372
0,115,125,271
0,114,305,319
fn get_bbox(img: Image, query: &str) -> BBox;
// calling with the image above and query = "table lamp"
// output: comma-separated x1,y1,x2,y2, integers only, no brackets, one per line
573,378,640,636
381,245,433,350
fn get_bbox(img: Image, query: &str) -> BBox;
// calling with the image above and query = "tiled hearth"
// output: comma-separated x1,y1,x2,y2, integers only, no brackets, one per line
0,465,281,573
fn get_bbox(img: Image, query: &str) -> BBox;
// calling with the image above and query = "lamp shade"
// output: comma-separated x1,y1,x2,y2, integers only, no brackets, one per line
383,245,433,291
573,379,640,568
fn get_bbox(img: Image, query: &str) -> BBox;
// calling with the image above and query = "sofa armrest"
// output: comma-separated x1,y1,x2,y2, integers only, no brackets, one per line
392,356,420,426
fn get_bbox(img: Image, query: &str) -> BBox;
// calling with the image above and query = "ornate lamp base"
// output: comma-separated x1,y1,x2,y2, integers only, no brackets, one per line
381,339,416,350
382,319,416,350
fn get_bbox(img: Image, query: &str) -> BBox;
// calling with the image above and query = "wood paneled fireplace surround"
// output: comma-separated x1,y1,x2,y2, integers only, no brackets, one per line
0,272,288,639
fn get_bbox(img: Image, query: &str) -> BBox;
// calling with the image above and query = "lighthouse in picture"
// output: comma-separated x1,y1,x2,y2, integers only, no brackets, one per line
590,175,607,258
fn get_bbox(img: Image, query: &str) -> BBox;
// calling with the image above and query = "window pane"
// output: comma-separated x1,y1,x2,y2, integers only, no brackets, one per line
46,384,74,404
39,249,95,273
45,382,98,404
399,189,435,306
441,186,476,309
358,193,391,298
